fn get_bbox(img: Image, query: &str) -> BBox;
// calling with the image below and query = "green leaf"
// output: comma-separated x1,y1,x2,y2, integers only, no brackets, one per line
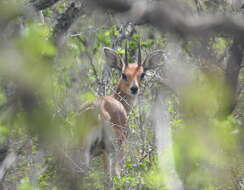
0,125,9,144
17,23,56,57
80,92,96,102
20,177,35,190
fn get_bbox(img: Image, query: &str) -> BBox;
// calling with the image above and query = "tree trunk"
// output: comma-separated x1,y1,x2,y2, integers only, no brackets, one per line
221,35,244,117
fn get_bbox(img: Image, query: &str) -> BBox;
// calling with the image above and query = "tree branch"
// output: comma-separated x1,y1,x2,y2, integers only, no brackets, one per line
0,152,17,182
53,1,86,46
0,142,26,182
89,0,244,37
29,0,61,11
89,0,131,13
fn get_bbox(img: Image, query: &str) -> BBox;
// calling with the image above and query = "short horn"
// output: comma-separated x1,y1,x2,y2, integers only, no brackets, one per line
124,40,128,66
138,40,142,66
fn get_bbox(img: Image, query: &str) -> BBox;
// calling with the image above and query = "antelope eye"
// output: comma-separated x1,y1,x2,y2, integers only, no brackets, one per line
122,73,128,81
140,73,145,80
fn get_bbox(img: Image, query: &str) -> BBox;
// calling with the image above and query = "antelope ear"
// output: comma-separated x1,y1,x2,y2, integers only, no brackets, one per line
104,47,124,71
142,50,164,71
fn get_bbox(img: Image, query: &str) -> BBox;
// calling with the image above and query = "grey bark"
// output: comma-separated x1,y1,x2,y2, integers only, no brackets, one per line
0,152,17,182
222,35,244,117
53,1,86,46
29,0,61,11
89,0,131,13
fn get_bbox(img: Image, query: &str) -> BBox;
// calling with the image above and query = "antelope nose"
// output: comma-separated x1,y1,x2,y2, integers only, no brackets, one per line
130,86,138,94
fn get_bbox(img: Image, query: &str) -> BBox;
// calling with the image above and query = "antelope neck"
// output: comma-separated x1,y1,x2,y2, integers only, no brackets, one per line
113,88,135,113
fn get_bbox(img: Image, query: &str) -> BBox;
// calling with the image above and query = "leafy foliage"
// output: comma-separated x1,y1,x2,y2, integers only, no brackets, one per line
0,0,243,190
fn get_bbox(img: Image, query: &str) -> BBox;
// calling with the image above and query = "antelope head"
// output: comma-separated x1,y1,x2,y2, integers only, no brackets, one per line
104,42,163,96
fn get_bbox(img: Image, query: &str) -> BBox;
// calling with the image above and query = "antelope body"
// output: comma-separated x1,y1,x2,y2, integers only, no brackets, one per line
80,43,163,188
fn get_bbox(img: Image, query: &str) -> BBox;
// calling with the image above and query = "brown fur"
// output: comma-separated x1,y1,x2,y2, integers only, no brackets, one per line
79,47,163,189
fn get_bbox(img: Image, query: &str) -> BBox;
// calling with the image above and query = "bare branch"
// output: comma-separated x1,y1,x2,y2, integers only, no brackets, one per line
112,22,135,48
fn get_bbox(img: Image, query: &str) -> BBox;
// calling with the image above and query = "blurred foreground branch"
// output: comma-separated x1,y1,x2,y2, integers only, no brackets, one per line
151,87,184,190
88,0,244,36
